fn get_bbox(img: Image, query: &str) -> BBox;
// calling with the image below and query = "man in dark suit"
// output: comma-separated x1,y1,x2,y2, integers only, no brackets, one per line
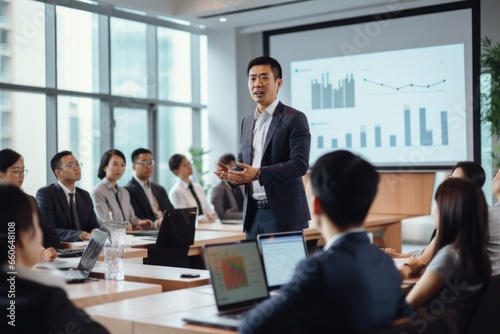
239,150,412,334
124,148,174,229
36,151,100,242
215,56,311,239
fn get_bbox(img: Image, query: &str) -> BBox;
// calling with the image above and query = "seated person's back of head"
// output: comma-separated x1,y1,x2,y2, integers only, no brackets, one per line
239,150,411,334
0,184,109,333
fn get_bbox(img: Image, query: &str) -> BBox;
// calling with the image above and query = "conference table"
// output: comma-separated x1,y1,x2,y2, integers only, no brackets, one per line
67,279,162,308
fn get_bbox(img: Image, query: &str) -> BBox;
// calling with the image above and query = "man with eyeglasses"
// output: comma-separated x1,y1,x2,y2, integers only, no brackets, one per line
36,151,100,242
124,148,174,229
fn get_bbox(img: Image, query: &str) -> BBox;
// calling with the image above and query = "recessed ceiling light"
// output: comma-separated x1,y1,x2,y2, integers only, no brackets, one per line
219,17,228,23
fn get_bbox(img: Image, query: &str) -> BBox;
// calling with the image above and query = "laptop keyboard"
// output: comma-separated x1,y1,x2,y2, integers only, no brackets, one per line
221,310,249,320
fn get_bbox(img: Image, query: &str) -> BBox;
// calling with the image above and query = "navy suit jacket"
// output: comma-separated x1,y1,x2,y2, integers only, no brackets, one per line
36,183,100,242
239,101,311,232
239,232,412,334
124,177,174,222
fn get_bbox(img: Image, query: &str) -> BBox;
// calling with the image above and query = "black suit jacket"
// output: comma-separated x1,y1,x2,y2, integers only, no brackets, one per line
28,195,62,249
239,101,311,232
239,232,412,334
36,183,100,242
124,177,174,222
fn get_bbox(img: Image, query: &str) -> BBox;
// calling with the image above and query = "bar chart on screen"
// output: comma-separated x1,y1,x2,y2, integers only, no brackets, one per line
291,44,467,167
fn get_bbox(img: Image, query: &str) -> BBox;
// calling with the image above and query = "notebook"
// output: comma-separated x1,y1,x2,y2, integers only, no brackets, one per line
182,240,270,330
257,231,308,291
61,229,108,283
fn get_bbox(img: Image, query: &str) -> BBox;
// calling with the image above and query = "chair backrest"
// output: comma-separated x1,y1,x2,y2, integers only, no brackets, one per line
150,208,197,268
465,274,500,334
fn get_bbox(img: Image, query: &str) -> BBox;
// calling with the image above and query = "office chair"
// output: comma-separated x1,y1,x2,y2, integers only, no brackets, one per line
464,274,500,334
149,207,197,268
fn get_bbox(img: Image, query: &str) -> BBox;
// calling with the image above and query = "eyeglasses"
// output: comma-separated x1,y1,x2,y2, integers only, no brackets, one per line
135,160,155,167
7,168,28,176
61,162,82,169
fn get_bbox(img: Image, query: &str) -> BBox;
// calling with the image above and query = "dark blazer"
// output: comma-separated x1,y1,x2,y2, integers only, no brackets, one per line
210,181,243,220
239,101,311,232
28,195,62,249
124,177,174,222
239,232,412,334
0,271,109,334
36,183,100,242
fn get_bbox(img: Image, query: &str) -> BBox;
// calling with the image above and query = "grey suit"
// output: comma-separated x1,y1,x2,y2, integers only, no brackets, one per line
210,181,243,220
239,101,311,234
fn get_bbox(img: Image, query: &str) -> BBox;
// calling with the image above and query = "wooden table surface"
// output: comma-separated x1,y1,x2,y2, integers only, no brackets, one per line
67,279,162,308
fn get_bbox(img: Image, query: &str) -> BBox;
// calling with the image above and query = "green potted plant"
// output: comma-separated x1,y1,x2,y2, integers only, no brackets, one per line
481,37,500,168
188,146,211,192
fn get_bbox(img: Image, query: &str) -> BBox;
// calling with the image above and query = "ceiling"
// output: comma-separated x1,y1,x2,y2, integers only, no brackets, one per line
93,0,432,32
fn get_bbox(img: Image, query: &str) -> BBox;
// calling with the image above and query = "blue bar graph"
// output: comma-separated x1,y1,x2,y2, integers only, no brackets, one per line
404,105,411,147
318,136,324,149
390,135,396,147
311,73,355,109
360,126,366,148
346,134,352,148
419,107,433,146
441,111,448,145
375,126,381,147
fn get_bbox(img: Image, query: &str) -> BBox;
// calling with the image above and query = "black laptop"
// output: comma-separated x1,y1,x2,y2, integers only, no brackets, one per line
182,240,270,330
61,229,108,283
256,231,308,291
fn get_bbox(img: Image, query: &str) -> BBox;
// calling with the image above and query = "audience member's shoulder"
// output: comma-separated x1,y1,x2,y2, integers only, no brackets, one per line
36,183,57,194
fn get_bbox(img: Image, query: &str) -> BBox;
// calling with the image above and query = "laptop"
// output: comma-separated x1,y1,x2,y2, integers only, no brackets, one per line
182,240,270,330
257,231,308,292
61,229,108,283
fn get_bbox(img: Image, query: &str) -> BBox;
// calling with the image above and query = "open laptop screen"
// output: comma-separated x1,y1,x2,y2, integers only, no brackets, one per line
257,231,308,290
204,241,269,311
77,229,108,275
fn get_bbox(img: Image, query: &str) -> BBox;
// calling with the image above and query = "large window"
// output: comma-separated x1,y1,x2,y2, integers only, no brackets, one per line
113,107,148,185
0,90,46,196
157,27,191,102
157,106,193,191
57,96,100,191
111,18,148,98
0,0,207,195
56,7,100,93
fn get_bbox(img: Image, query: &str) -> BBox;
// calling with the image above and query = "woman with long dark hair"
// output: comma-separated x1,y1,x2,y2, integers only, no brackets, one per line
406,178,491,323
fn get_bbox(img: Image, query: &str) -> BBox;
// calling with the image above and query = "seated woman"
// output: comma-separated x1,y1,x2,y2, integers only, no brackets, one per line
387,161,486,278
405,178,491,325
0,148,58,260
91,149,152,230
0,184,109,333
168,154,217,224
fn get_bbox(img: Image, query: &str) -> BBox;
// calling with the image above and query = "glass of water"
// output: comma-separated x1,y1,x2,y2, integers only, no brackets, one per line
104,244,125,280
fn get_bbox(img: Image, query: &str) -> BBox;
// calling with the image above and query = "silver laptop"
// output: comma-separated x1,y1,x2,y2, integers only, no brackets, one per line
182,240,270,330
62,229,108,283
257,231,308,291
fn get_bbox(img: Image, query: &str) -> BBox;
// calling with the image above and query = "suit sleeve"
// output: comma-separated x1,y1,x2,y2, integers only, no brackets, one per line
36,188,81,242
239,257,323,334
30,195,62,249
260,111,310,184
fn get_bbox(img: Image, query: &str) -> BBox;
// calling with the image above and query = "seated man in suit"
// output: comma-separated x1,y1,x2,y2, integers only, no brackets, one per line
36,151,100,242
210,154,244,220
124,148,174,229
239,150,411,334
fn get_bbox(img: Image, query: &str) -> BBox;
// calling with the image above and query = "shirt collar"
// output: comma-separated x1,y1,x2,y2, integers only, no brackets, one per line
254,98,279,120
323,227,366,250
177,178,191,189
102,178,120,193
57,181,74,195
133,174,149,188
